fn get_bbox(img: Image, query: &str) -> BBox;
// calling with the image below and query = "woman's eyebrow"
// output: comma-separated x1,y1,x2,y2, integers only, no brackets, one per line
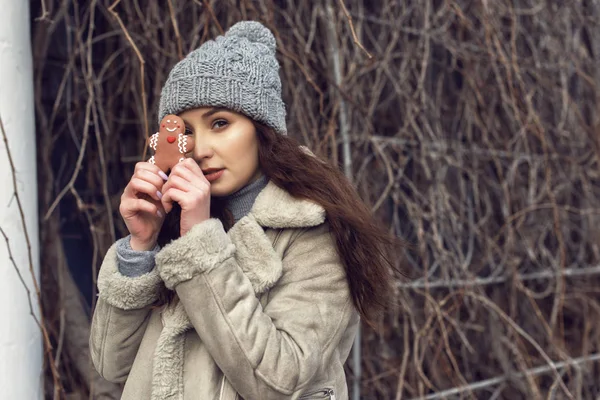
201,107,227,120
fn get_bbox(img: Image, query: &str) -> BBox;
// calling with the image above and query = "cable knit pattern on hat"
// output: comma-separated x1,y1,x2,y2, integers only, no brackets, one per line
158,21,287,135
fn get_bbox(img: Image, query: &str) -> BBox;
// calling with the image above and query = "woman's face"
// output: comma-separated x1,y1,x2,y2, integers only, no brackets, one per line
179,107,261,197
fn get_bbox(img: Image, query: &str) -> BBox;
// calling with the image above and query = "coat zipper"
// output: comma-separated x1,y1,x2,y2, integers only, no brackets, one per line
218,375,225,400
220,377,334,399
218,375,240,400
299,388,336,399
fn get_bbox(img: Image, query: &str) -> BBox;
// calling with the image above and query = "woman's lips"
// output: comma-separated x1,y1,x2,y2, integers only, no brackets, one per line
203,169,224,182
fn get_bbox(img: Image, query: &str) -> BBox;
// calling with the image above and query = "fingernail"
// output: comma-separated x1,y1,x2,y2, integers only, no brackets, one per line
157,210,163,218
156,190,163,200
158,171,168,181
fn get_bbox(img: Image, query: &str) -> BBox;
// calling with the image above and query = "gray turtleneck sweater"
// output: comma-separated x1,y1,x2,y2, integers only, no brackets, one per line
223,174,268,223
116,175,269,277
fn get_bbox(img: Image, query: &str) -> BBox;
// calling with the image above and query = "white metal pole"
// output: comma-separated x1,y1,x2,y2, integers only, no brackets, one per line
0,0,42,398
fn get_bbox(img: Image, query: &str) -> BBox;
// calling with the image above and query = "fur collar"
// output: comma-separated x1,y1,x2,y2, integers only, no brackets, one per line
250,181,326,228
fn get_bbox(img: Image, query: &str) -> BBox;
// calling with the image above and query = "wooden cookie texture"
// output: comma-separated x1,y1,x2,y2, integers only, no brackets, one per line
147,115,195,173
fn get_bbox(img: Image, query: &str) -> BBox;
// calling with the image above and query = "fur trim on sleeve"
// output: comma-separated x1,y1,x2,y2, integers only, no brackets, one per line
155,218,236,289
97,243,165,310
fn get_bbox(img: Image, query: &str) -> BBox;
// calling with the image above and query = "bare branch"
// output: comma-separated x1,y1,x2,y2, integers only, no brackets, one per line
414,353,600,400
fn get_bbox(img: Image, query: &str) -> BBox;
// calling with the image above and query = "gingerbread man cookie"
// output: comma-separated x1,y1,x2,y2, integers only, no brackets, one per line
147,115,195,173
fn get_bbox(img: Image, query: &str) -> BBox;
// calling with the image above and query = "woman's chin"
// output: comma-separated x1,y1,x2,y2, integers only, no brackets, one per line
210,175,255,198
210,181,234,197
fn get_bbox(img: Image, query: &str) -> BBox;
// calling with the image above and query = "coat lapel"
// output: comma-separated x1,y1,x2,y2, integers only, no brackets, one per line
251,181,326,229
151,181,326,399
228,214,282,294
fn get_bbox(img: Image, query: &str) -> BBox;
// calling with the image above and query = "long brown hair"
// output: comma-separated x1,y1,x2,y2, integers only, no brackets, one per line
255,122,401,325
155,122,402,326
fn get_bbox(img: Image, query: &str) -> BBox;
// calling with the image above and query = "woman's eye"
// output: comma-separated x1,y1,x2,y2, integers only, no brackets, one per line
212,119,228,130
184,128,193,135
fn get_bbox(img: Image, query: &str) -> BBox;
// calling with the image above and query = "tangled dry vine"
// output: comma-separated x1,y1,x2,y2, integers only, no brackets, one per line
30,0,600,398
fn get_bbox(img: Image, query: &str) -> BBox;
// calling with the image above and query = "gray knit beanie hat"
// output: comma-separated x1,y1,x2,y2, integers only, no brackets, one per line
158,21,287,135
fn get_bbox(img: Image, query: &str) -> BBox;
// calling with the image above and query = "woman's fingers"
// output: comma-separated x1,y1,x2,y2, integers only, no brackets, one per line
162,177,208,212
120,197,160,218
160,160,211,234
129,177,163,202
178,158,203,176
124,163,168,201
170,159,210,189
159,159,210,214
135,161,169,181
161,187,186,214
164,174,208,192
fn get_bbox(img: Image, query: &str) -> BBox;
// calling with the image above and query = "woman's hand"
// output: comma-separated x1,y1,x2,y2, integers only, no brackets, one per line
161,158,211,237
119,162,168,251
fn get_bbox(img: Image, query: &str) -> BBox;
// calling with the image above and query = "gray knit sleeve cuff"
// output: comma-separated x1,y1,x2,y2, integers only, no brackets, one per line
116,235,161,277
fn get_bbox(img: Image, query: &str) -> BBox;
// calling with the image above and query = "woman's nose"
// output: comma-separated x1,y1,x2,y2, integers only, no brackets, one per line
193,141,214,160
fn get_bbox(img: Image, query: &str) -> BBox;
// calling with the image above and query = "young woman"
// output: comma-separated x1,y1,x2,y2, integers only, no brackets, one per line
90,21,397,400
